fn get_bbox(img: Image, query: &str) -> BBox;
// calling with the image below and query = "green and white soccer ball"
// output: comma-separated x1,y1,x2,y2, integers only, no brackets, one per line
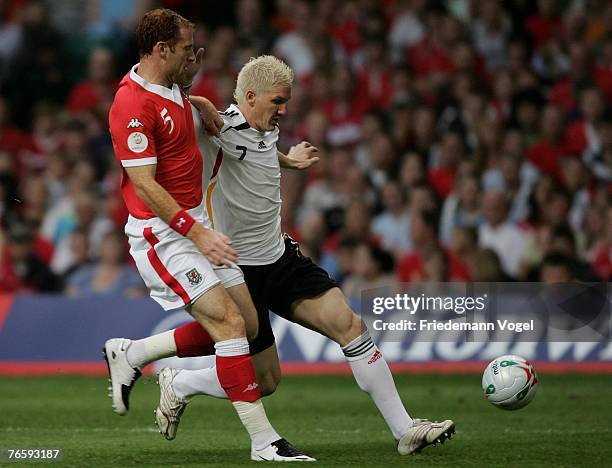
482,355,538,410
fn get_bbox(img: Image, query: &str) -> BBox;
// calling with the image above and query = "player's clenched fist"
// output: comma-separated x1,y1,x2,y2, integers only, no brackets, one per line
285,141,319,169
188,225,238,266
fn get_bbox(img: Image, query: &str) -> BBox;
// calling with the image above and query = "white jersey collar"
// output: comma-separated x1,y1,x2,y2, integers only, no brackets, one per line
224,104,248,125
223,104,279,137
130,64,184,108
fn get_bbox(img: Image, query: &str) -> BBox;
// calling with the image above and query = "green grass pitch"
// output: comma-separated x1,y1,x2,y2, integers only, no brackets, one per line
1,373,611,467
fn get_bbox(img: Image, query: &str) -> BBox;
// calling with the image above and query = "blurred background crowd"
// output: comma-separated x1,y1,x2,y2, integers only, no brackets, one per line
0,0,610,301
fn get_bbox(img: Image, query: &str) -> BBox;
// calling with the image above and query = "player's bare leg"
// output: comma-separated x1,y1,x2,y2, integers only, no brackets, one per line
290,287,455,454
156,285,314,461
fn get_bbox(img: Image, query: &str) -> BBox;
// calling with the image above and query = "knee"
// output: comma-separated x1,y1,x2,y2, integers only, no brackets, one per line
258,372,279,396
222,304,246,337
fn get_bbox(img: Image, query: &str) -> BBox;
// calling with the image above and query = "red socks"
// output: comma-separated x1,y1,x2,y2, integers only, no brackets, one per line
175,324,260,403
216,354,261,402
174,322,215,357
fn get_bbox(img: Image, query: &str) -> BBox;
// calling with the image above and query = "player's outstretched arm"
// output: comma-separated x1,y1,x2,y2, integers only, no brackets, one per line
124,164,238,266
278,141,320,169
189,95,224,137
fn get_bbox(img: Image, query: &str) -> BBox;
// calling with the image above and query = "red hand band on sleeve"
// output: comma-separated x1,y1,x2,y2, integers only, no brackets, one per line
170,209,196,236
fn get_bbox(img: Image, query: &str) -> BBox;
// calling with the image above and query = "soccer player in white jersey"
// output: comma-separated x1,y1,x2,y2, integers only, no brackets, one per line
105,10,313,462
107,55,455,456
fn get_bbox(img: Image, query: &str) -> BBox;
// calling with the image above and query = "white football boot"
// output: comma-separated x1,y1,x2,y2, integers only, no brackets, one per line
251,438,316,462
155,368,189,440
103,338,142,415
397,418,455,455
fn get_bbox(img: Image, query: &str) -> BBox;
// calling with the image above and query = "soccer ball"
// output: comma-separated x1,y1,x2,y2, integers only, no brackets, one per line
482,355,538,410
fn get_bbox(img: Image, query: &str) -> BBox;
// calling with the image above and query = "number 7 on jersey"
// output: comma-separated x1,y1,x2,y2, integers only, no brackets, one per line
236,145,247,160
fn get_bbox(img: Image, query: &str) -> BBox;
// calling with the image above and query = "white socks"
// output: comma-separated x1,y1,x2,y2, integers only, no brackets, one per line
174,366,227,399
342,330,413,439
126,330,177,368
233,400,280,450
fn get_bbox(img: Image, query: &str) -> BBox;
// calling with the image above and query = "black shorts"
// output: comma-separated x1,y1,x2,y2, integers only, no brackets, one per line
242,234,338,354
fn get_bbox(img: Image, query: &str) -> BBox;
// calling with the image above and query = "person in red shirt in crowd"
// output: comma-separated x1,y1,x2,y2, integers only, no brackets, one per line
0,96,40,175
396,209,471,282
356,36,394,111
67,47,118,115
321,63,369,146
328,0,362,57
523,0,564,50
564,85,605,156
407,8,456,79
103,8,311,461
428,132,465,200
549,42,595,113
527,104,573,182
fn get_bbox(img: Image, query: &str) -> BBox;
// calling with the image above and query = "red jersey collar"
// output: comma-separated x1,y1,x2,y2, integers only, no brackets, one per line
129,64,184,108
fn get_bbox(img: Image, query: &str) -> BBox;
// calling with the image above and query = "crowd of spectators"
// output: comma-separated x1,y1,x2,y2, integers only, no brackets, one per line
0,0,610,299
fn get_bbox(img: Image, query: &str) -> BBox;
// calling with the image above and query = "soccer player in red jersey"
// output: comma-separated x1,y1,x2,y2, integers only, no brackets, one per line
105,9,313,461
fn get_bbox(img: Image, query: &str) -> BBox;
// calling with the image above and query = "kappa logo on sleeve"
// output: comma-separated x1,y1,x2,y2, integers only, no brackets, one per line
127,131,148,153
127,118,143,128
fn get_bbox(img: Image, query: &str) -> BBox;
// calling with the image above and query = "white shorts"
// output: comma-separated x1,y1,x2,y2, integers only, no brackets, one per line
125,203,244,311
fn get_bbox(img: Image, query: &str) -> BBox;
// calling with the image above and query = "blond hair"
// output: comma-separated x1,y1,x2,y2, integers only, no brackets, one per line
234,55,294,105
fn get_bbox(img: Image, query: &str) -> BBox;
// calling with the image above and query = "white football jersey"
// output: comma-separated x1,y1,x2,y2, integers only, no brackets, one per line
202,104,284,265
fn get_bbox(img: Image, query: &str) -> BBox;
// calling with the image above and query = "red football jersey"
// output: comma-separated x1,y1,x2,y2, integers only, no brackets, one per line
109,65,203,219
